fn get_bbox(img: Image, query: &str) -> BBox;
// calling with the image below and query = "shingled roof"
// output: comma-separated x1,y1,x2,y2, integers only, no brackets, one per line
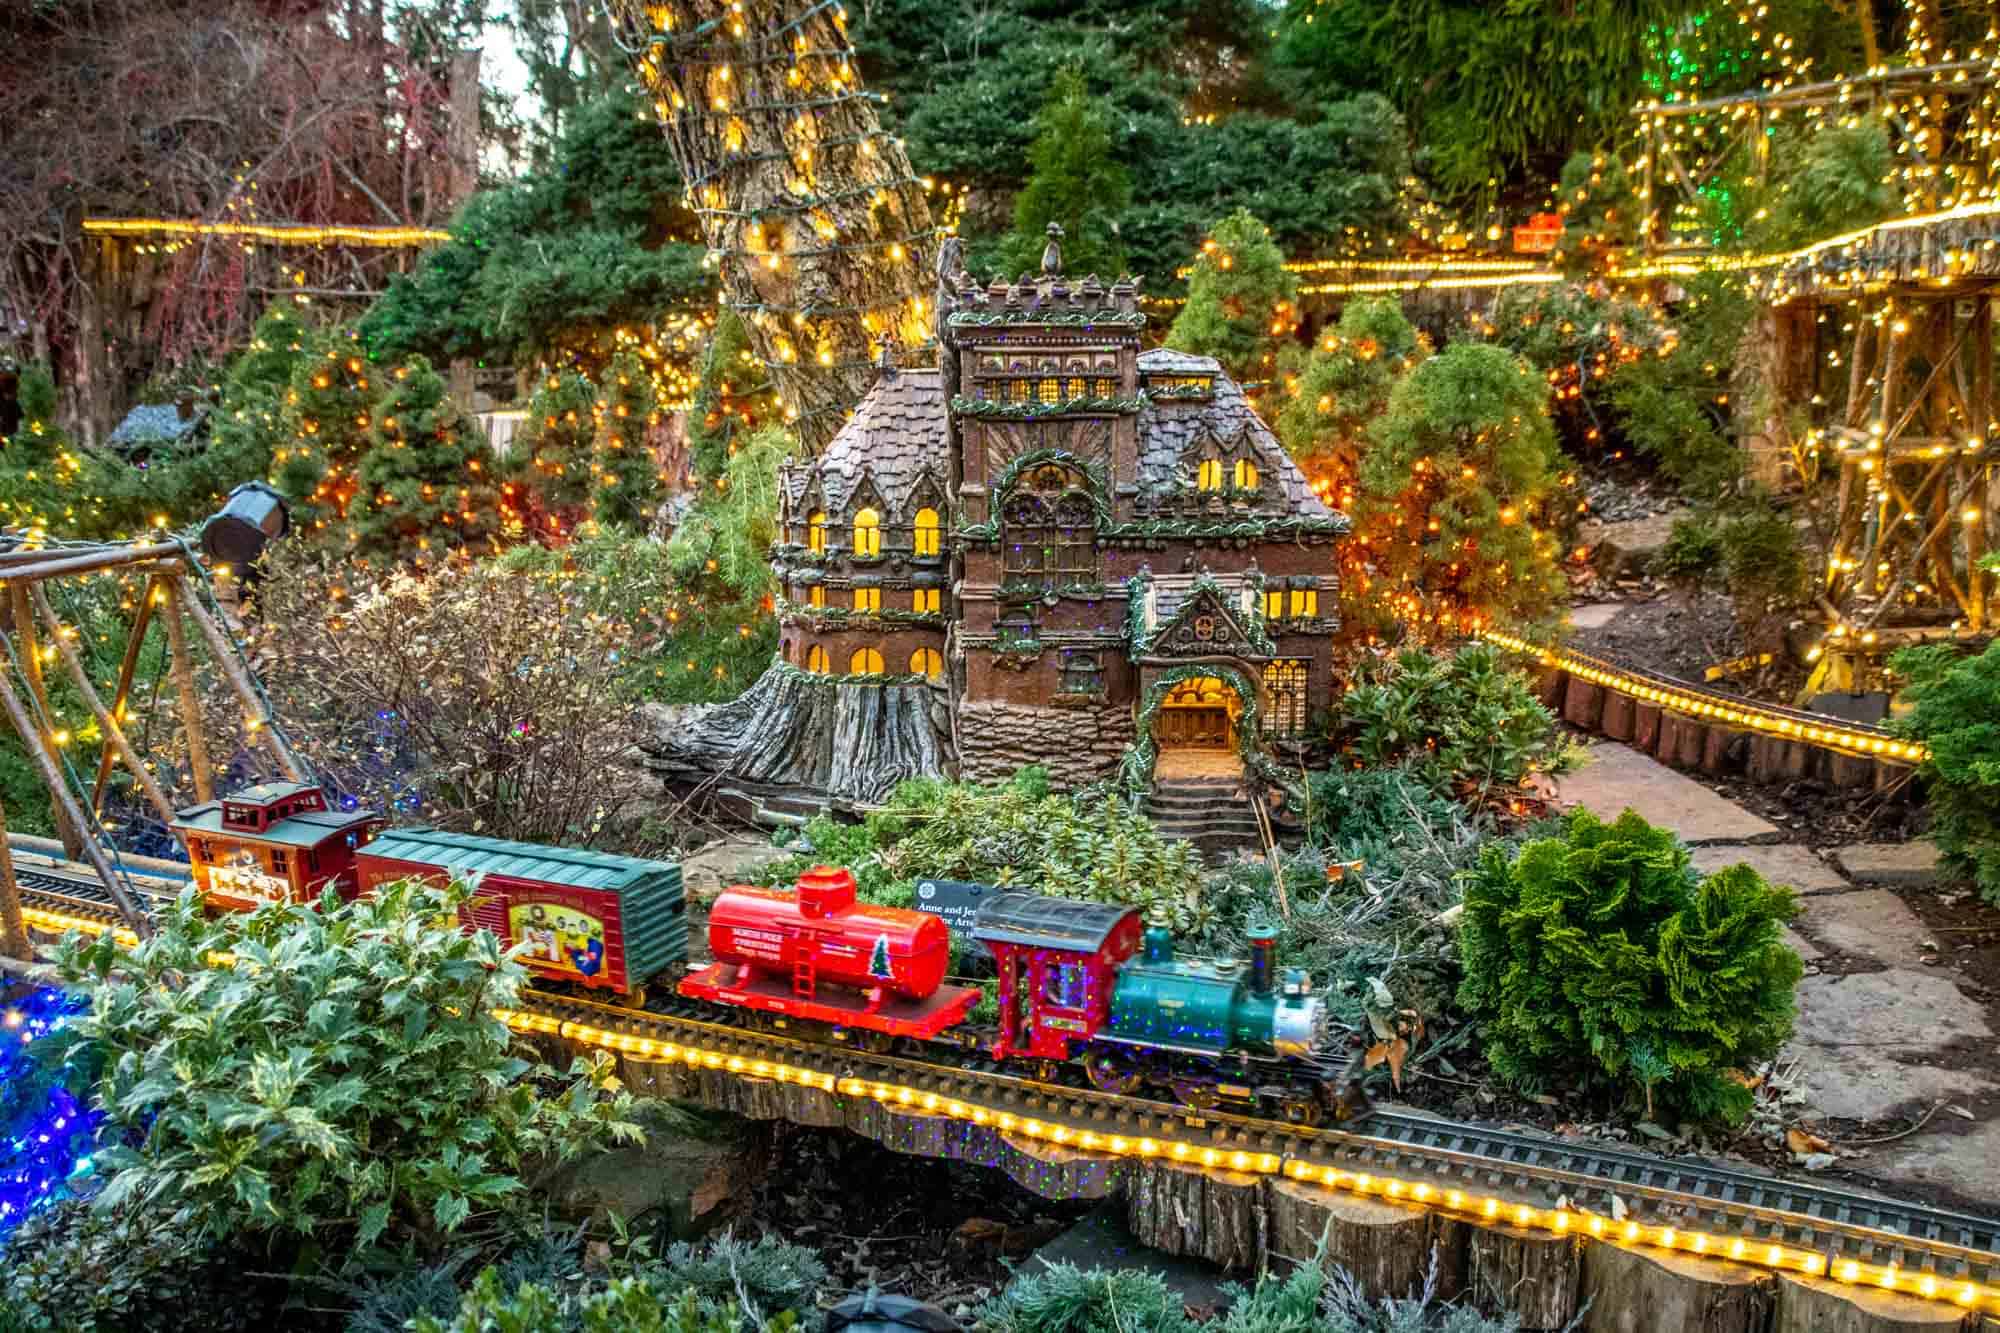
781,367,946,517
1134,350,1332,518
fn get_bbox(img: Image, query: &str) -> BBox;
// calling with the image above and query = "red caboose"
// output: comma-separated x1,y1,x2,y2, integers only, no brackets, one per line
171,782,386,911
680,866,981,1041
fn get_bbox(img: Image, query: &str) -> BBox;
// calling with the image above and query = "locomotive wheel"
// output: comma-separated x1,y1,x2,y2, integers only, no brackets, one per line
1279,1096,1323,1127
1170,1079,1220,1112
617,985,649,1010
849,1029,897,1055
1083,1050,1143,1096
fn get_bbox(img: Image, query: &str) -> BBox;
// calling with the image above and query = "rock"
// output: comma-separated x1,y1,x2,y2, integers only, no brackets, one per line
1862,1115,2000,1211
544,1101,771,1238
680,834,791,901
1560,741,1780,845
1690,843,1850,896
1833,842,1945,889
1787,969,1995,1121
959,700,1135,788
1580,510,1689,579
1794,888,1935,961
1569,602,1626,631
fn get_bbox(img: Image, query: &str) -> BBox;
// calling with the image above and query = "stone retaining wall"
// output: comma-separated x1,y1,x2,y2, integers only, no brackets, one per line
956,699,1135,787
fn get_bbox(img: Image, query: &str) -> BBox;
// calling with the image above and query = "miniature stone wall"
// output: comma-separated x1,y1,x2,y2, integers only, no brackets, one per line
957,699,1134,787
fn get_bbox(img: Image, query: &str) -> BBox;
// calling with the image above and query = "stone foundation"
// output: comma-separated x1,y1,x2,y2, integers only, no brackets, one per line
957,700,1135,788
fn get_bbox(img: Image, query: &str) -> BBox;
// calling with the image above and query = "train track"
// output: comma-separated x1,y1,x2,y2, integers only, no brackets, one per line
15,867,2000,1311
513,986,2000,1311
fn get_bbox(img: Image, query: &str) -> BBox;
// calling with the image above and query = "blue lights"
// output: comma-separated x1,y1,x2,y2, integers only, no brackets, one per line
0,988,99,1238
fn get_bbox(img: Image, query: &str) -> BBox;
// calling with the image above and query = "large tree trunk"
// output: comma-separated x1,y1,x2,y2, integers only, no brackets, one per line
611,0,935,451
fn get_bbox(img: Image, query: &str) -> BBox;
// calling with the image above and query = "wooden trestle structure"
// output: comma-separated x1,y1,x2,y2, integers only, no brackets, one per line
0,538,307,958
1753,207,2000,690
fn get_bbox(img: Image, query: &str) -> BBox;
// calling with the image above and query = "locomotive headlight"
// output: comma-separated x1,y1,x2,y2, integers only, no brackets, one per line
1272,994,1327,1058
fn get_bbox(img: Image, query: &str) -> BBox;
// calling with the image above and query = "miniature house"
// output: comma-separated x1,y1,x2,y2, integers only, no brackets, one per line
651,232,1348,816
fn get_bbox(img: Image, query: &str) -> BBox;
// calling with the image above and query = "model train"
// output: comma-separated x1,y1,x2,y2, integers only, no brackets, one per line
170,784,1367,1125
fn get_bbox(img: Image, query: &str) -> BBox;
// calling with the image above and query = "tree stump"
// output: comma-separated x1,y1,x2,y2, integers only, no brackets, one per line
1124,1156,1264,1271
1465,1222,1581,1329
1267,1180,1465,1303
1564,676,1607,730
1633,703,1662,753
996,1132,1121,1202
1578,1239,1774,1333
1654,712,1690,766
621,1053,696,1101
1600,692,1636,742
1701,725,1741,776
1537,668,1570,711
1675,714,1708,770
1829,750,1877,791
1773,1273,1975,1332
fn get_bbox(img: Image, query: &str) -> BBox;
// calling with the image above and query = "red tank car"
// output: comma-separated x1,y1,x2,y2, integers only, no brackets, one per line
680,865,980,1043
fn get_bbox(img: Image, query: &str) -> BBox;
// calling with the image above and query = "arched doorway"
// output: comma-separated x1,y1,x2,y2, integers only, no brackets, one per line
1154,674,1239,751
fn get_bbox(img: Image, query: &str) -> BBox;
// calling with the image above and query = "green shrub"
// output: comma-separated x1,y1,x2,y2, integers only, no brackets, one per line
0,1198,272,1333
1891,641,2000,904
765,767,1207,932
1606,272,1756,497
977,1261,1197,1333
1165,209,1297,389
411,1269,783,1333
1458,808,1803,1124
1652,514,1724,585
1337,646,1577,804
1302,764,1466,854
54,878,640,1265
1718,504,1809,649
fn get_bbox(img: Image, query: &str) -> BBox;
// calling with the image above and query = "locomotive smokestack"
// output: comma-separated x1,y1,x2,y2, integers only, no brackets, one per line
1142,925,1173,964
1247,925,1278,995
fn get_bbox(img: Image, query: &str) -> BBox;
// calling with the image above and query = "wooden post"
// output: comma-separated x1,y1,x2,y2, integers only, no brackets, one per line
9,581,83,860
0,667,151,936
170,574,308,783
162,579,213,804
90,574,159,813
31,585,176,827
0,796,27,962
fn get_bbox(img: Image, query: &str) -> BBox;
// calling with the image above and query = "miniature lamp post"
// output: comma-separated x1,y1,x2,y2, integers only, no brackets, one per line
200,481,291,571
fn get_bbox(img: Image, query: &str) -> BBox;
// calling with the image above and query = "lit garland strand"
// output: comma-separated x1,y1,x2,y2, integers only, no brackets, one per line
0,988,98,1236
612,0,938,447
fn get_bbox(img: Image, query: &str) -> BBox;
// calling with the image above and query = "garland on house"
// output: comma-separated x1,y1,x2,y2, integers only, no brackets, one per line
950,394,1149,420
1118,662,1295,801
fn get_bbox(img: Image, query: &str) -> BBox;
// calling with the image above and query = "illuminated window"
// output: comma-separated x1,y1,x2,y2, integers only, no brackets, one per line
1197,459,1224,491
807,510,827,554
1234,458,1259,489
1289,587,1319,618
1009,379,1032,402
910,647,943,679
808,585,825,608
854,586,881,612
1264,589,1283,621
913,587,940,613
807,645,830,673
913,507,940,557
853,507,881,557
1066,376,1087,398
1094,377,1116,396
1038,378,1062,404
850,647,884,674
1261,659,1309,738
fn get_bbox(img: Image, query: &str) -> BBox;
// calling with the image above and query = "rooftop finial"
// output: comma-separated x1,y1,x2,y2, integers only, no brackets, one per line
1041,221,1064,276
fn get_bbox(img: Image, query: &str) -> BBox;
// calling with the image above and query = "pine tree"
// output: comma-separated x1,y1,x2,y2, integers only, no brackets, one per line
997,72,1132,281
513,369,598,536
685,311,768,489
592,350,663,532
1165,210,1298,396
276,331,379,539
350,354,500,567
1274,297,1426,509
1354,342,1570,643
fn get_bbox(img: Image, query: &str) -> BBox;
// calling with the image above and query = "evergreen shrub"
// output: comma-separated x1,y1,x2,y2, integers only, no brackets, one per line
1337,645,1577,803
1458,808,1803,1124
1891,640,2000,904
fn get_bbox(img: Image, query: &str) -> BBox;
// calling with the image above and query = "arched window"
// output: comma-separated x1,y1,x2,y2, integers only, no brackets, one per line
806,645,830,674
850,647,884,674
1234,458,1259,489
910,648,943,680
807,510,827,554
1197,459,1224,491
913,507,941,557
1262,659,1309,738
1001,464,1099,589
852,507,881,557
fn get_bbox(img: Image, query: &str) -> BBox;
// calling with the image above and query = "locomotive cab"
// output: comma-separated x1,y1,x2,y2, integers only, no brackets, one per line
172,782,386,911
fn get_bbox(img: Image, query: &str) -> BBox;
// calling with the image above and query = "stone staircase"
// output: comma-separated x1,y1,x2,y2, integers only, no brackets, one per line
1144,774,1266,854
